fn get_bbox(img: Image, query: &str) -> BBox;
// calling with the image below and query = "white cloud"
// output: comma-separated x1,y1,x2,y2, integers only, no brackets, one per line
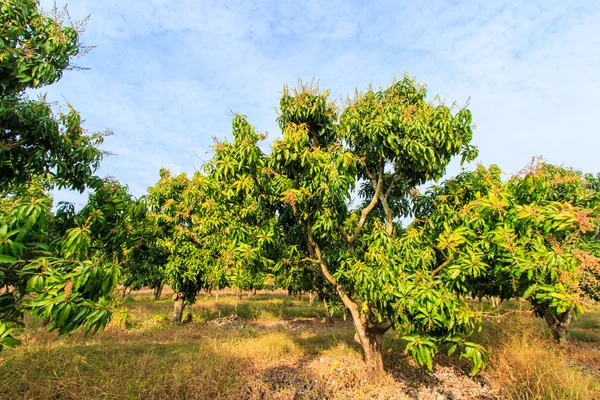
36,0,600,206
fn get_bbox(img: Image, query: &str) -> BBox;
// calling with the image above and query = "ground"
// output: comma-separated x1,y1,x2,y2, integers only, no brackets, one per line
1,288,599,399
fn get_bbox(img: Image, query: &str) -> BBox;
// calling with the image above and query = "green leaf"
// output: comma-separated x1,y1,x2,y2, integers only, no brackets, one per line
0,255,16,263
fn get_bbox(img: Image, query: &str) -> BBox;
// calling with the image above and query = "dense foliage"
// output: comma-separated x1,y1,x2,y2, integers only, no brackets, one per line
0,0,116,349
412,162,600,343
198,79,488,378
0,0,105,194
200,82,600,379
3,1,599,384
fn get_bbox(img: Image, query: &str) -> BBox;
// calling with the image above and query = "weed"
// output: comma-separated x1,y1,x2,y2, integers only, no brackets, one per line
153,313,169,325
110,307,133,330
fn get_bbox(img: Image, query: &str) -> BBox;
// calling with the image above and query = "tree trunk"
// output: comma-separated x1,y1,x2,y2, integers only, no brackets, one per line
534,303,574,343
356,329,385,380
172,292,185,323
154,285,163,301
309,292,315,306
489,296,500,308
121,285,130,299
297,290,302,301
335,287,389,380
323,298,334,326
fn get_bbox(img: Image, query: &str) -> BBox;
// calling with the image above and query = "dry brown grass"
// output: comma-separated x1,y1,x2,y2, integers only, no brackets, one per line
477,303,600,400
1,291,598,399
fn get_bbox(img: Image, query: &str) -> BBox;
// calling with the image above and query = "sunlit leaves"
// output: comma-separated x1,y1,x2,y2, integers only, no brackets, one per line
339,75,476,189
0,1,134,351
0,322,21,350
223,77,484,374
1,1,106,192
413,162,600,344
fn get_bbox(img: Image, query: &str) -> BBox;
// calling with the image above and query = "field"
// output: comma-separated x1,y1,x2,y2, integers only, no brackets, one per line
1,288,599,400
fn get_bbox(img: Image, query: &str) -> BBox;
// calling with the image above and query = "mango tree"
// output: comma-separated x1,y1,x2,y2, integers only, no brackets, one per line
201,121,282,304
0,0,115,349
411,162,600,343
148,169,220,322
0,0,106,193
208,78,484,378
119,197,168,300
30,179,144,335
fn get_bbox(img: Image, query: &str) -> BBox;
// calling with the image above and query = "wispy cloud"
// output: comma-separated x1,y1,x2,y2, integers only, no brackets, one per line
39,0,600,203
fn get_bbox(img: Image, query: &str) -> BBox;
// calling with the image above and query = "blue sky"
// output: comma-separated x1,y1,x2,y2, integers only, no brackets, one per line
38,0,600,206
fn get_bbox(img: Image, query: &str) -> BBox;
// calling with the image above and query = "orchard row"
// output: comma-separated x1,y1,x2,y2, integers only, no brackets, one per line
1,0,598,381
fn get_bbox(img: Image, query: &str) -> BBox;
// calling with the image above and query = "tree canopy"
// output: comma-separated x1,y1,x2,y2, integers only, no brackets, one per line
199,78,487,377
411,161,600,342
200,79,600,379
0,0,116,350
3,1,599,383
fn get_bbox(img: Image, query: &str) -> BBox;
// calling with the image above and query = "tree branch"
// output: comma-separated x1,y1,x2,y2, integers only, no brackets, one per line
349,157,384,246
431,257,453,277
305,224,337,286
379,196,394,235
383,173,402,201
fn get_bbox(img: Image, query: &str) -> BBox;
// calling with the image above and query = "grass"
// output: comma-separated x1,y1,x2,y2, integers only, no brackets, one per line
1,289,599,399
473,301,600,400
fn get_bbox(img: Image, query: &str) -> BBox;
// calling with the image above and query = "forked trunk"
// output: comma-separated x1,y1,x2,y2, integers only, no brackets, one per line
154,285,163,301
534,303,574,343
172,292,185,323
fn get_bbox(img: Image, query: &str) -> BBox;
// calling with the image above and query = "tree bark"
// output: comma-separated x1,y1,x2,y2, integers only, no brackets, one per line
339,290,389,380
489,296,500,308
303,217,389,380
534,303,574,343
154,285,163,301
297,290,302,301
356,328,385,380
309,292,315,306
172,292,185,323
